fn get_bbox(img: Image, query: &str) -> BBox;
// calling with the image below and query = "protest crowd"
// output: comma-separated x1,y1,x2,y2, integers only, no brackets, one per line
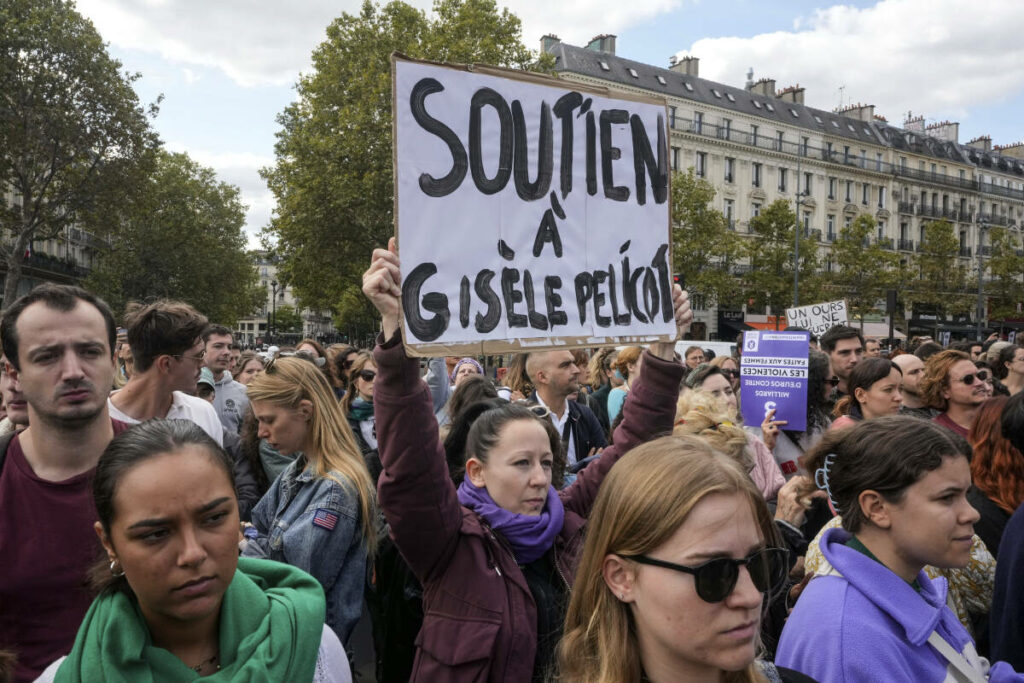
1,241,1024,683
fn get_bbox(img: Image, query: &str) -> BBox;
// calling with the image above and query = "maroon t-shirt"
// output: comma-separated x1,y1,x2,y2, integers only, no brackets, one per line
933,412,969,439
0,421,129,682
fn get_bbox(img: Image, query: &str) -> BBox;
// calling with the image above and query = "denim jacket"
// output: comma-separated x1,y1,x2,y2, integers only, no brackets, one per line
243,455,368,645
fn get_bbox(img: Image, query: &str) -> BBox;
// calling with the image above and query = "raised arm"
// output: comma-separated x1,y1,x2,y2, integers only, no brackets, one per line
560,288,691,518
364,239,463,582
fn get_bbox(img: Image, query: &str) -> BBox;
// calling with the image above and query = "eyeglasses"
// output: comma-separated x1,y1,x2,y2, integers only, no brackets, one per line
723,369,740,378
955,369,989,386
358,369,376,382
512,400,553,420
826,376,841,387
173,350,206,363
623,547,789,603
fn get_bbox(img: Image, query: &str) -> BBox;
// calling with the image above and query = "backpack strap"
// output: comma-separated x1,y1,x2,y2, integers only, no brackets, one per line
0,428,19,474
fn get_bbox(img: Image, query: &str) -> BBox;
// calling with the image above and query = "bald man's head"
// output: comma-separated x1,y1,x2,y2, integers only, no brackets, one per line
892,353,925,396
527,350,580,401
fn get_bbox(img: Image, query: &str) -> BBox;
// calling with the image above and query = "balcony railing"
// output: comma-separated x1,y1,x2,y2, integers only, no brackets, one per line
672,117,1024,202
959,246,973,257
898,238,915,251
898,201,914,214
878,237,894,250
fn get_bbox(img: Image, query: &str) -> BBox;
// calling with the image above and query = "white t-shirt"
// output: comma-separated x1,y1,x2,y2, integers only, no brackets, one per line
107,391,224,447
535,394,575,465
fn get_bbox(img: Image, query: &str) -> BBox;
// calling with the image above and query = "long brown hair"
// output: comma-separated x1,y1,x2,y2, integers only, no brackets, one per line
247,357,377,552
558,435,772,683
970,396,1024,514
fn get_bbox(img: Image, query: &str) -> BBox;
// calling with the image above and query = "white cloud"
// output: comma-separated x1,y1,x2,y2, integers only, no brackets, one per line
676,0,1024,129
77,0,683,87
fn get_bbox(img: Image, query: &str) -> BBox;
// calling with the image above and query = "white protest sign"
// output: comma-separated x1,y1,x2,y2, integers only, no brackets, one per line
393,56,674,355
785,300,848,338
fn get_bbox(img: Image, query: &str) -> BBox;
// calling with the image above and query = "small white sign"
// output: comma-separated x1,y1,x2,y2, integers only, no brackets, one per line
785,300,849,338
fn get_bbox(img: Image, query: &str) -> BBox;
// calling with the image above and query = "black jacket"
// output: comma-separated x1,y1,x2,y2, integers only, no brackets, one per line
530,392,608,468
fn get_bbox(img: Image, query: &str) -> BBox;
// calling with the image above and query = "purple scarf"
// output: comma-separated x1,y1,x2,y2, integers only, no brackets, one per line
457,479,565,564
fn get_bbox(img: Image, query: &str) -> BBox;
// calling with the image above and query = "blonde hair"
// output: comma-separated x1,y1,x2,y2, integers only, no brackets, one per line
558,435,772,683
247,357,377,552
710,354,738,371
674,392,753,472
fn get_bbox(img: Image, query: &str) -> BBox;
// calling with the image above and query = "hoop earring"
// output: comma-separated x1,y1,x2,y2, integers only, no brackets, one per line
110,559,125,578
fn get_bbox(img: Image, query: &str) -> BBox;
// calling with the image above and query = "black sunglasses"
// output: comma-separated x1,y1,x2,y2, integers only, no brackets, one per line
956,369,989,385
358,369,377,382
826,376,841,387
623,547,789,603
723,369,740,378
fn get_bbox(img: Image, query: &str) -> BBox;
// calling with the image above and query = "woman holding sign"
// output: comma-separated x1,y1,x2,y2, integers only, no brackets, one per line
362,238,691,682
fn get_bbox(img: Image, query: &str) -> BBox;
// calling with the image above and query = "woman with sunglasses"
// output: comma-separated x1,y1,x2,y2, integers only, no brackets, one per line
242,357,377,645
340,352,382,482
362,239,691,682
828,357,904,431
39,420,350,682
558,435,809,683
710,354,741,393
778,416,1022,682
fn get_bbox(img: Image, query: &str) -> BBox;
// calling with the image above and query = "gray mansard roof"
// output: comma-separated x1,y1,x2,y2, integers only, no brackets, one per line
547,41,1024,177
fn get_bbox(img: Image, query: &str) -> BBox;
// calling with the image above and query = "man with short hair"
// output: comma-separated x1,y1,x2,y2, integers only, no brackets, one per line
683,345,705,369
864,338,881,357
203,324,249,434
0,284,130,681
107,300,222,445
525,350,606,477
819,325,865,396
229,343,241,374
892,353,932,419
920,349,988,438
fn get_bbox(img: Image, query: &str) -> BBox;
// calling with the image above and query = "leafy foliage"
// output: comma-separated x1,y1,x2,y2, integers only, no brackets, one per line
984,226,1024,321
743,199,822,312
908,220,971,314
261,0,551,333
86,151,263,324
271,304,304,334
669,169,744,309
0,0,158,306
829,214,900,322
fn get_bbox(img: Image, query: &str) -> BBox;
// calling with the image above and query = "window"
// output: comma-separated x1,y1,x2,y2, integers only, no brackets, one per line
751,124,759,144
684,82,694,92
803,211,811,232
845,180,853,202
843,145,851,163
790,108,799,118
752,203,762,218
724,199,735,229
599,60,610,71
722,118,732,136
801,136,810,156
726,92,736,102
712,88,722,98
765,102,775,112
900,222,908,241
725,157,735,183
828,177,837,199
900,156,907,170
845,216,853,229
753,100,763,109
669,106,677,128
776,131,784,150
826,141,834,158
671,146,680,171
656,75,666,85
860,149,867,168
877,220,886,241
878,187,886,209
862,183,870,205
827,214,835,237
752,162,762,188
803,172,812,195
876,152,883,171
959,169,966,181
779,168,788,192
628,68,639,78
694,111,703,134
695,151,707,177
813,115,823,124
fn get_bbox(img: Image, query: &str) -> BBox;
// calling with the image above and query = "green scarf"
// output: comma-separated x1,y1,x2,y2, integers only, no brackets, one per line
258,439,299,482
55,557,325,682
348,397,374,422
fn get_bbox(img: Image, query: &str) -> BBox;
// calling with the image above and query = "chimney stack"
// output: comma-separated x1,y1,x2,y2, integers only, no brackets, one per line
748,77,775,96
925,121,959,144
836,103,875,122
669,55,699,77
540,34,560,54
585,34,616,55
994,142,1024,160
967,135,992,152
776,85,805,104
903,112,925,133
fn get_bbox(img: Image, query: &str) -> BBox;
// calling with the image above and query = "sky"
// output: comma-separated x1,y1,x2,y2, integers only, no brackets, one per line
73,0,1024,247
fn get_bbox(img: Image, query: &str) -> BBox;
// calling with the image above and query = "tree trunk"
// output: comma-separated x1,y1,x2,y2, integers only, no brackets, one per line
3,232,33,311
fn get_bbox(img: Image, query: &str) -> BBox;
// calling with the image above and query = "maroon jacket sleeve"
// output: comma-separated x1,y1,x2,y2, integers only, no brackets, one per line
373,333,463,582
559,350,684,518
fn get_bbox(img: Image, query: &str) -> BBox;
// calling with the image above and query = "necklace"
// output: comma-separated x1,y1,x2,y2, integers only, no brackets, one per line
191,652,220,673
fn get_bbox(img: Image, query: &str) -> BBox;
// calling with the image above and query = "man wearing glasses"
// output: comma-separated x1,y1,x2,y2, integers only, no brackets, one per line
107,300,223,445
919,349,989,438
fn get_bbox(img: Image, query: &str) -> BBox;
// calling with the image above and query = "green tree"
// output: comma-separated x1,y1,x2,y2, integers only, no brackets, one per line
670,169,744,308
909,220,971,315
261,0,551,331
0,0,158,306
984,226,1024,321
271,304,304,334
85,150,263,324
829,214,900,325
743,199,822,313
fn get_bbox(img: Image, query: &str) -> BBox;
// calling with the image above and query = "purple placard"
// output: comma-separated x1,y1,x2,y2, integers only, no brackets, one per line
740,331,809,433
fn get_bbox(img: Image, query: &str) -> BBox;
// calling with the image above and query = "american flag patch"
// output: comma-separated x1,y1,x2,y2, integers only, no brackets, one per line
312,508,339,531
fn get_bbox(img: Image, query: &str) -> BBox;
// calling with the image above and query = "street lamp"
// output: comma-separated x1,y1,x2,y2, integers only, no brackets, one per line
270,279,278,340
